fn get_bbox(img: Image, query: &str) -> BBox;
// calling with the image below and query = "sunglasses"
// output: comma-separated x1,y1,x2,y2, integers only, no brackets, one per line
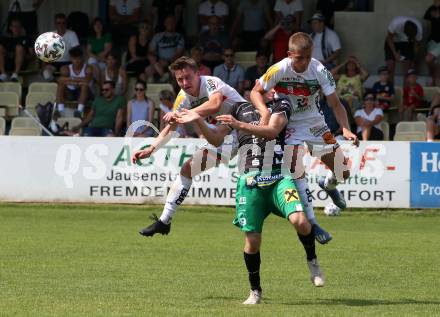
135,87,145,91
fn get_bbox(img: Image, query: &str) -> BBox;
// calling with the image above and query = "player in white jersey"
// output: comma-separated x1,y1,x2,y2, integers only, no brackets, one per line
251,32,359,244
132,56,247,236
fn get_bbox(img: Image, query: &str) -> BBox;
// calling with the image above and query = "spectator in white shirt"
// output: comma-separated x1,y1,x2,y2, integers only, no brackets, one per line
309,12,341,70
198,0,229,31
273,0,303,29
354,93,384,141
385,16,423,82
42,13,80,81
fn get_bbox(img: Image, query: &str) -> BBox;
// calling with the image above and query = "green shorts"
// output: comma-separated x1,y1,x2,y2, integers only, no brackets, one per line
233,170,304,233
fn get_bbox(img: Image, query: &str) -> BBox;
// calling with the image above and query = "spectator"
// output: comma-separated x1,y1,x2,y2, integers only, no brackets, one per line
230,0,273,51
213,48,245,93
273,0,303,29
263,14,298,63
243,89,251,102
190,46,211,76
7,0,44,38
198,0,229,31
424,0,440,86
198,15,230,70
0,18,32,82
150,0,185,33
316,0,354,28
102,51,127,96
87,17,112,69
354,93,384,141
145,15,185,83
109,0,141,48
126,81,155,137
385,16,423,82
332,56,369,115
400,69,424,121
427,94,440,141
125,21,154,77
56,47,94,117
309,12,341,69
243,51,269,90
158,89,189,136
42,13,80,81
73,81,125,137
372,66,395,110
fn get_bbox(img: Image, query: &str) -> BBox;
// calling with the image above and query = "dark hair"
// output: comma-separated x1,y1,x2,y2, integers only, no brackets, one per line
54,13,66,21
107,50,121,64
69,46,83,58
403,21,418,40
90,17,106,37
103,80,115,88
169,56,198,73
159,89,175,101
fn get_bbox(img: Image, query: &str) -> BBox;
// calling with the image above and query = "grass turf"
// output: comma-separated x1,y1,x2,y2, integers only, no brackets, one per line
0,203,439,316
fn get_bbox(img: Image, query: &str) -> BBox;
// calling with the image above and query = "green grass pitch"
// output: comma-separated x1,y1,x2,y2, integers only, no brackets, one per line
1,203,439,316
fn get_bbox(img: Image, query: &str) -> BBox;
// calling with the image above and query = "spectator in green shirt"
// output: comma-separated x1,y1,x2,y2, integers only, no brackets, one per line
87,17,113,69
74,81,126,137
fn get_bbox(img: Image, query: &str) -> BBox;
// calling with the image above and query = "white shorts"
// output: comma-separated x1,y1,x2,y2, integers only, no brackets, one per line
285,121,339,157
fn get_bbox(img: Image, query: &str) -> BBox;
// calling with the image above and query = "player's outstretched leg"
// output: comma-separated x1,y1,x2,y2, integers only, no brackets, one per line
295,178,332,244
318,148,349,210
139,149,217,237
289,212,325,287
242,233,262,305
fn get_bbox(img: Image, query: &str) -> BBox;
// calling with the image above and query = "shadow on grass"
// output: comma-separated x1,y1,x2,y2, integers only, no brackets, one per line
276,298,440,306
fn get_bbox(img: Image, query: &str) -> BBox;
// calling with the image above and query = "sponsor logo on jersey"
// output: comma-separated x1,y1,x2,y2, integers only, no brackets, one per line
309,124,329,137
190,96,209,109
206,78,217,92
284,188,299,203
320,67,336,87
239,197,247,205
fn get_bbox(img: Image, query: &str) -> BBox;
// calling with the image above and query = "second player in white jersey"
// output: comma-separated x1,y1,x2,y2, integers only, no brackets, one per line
258,57,337,145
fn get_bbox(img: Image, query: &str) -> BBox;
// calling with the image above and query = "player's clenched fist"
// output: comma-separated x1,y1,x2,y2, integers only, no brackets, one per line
131,147,155,164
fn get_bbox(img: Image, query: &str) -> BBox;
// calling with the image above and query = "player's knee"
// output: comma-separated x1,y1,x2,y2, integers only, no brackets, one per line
244,233,261,253
289,213,310,234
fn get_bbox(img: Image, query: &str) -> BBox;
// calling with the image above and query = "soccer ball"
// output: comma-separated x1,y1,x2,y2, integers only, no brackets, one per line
324,203,341,216
34,32,65,63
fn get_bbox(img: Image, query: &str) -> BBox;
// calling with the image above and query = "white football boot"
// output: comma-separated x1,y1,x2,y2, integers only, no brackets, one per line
242,289,262,305
307,258,325,287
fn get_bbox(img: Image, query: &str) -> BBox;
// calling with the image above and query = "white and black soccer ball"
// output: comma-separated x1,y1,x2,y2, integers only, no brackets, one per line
324,203,341,216
34,32,65,63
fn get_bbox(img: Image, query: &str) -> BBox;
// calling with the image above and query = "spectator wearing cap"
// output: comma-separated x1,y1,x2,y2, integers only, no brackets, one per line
309,12,341,70
243,51,269,90
424,1,440,86
400,69,424,121
263,14,298,63
354,92,384,141
273,0,303,30
385,16,423,82
198,0,229,31
213,48,245,93
372,66,395,110
230,0,273,51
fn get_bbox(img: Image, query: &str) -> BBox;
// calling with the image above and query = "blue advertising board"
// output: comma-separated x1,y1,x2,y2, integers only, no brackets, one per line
410,142,440,208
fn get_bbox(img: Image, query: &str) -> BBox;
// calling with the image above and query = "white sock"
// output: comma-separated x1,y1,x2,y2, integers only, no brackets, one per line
323,171,337,190
77,104,85,112
295,178,316,225
57,103,65,112
159,174,192,224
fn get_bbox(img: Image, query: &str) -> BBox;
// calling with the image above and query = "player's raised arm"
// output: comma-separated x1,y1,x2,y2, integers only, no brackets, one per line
250,80,271,125
131,124,178,164
192,91,223,118
176,109,230,147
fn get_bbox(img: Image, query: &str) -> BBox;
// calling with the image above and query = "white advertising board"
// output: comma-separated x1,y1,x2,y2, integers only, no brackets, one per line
0,137,410,208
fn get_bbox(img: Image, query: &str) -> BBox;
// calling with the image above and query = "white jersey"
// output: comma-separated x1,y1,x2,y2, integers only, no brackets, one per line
173,75,246,125
67,64,93,90
259,57,337,146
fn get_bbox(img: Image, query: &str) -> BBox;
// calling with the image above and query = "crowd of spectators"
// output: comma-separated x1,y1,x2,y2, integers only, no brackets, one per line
0,0,439,141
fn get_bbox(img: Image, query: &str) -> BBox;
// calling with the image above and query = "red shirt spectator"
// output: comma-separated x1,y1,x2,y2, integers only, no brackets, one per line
264,15,297,63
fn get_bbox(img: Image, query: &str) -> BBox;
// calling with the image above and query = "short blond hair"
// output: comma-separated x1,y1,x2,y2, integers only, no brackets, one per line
288,32,313,52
